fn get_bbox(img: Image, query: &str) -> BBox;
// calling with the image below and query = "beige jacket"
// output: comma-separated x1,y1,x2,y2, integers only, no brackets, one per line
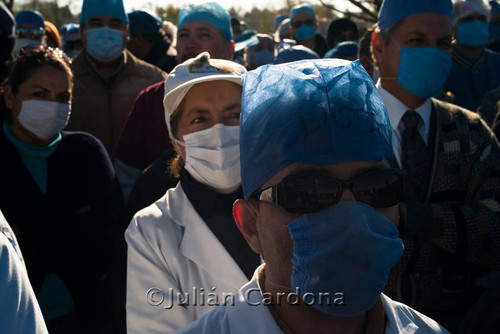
68,50,167,158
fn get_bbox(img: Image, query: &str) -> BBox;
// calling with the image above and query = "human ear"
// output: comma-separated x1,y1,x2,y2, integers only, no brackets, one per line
3,85,15,110
371,31,384,68
233,199,262,254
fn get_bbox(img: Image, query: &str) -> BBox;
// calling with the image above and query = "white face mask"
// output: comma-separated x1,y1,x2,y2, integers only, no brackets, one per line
17,100,71,141
13,39,42,55
174,124,241,194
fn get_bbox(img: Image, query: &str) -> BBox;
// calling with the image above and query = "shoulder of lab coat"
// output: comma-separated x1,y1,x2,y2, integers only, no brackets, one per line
125,182,248,333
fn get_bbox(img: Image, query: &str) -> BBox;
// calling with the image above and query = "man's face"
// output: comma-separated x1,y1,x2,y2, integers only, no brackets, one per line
454,11,488,41
372,13,452,97
80,15,129,49
289,11,317,39
334,29,357,45
235,161,399,288
175,22,235,62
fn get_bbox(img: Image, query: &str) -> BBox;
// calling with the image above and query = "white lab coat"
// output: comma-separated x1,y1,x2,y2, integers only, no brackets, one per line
126,183,248,333
174,265,450,334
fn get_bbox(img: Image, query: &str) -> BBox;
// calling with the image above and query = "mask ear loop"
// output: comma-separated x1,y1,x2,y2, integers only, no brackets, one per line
378,33,402,82
171,136,187,162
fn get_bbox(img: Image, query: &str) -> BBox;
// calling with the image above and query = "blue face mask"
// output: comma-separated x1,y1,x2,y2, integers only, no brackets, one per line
489,23,500,42
254,50,275,67
86,27,124,62
397,47,452,98
295,24,315,41
457,20,489,46
287,202,403,316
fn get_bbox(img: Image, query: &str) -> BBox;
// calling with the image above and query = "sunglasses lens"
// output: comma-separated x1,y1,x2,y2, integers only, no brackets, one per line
277,174,341,213
352,170,402,208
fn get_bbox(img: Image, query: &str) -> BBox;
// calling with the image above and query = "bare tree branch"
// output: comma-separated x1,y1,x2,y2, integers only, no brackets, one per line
319,0,382,23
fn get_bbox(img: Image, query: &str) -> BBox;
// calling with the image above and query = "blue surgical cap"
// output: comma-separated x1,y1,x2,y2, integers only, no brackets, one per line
290,3,316,22
0,2,14,36
378,0,453,31
274,14,289,28
275,45,319,64
325,41,359,59
240,59,393,199
80,0,129,25
492,1,500,13
178,2,232,41
66,23,80,36
15,10,45,29
128,9,162,35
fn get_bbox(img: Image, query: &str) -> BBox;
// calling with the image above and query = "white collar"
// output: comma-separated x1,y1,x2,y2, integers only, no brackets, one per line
376,80,432,135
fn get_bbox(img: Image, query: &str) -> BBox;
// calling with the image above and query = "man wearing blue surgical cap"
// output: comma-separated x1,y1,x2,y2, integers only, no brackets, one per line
444,0,500,112
14,10,46,54
175,59,448,334
67,0,167,159
372,0,500,331
289,3,328,57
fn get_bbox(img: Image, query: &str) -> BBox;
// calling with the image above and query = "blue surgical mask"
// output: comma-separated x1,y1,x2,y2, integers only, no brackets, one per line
489,23,500,42
287,202,403,316
457,20,489,46
86,27,124,62
254,50,275,67
295,25,315,41
396,47,452,98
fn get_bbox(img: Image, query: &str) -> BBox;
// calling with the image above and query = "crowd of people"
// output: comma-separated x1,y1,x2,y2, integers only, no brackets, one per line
0,0,499,333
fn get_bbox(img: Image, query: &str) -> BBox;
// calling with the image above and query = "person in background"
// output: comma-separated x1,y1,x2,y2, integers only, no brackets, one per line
372,0,500,331
357,24,377,80
44,21,61,49
244,33,275,70
274,13,288,30
0,2,15,82
14,10,46,54
126,52,260,333
162,21,177,46
62,23,82,59
127,9,177,73
1,210,48,334
0,45,124,333
66,0,166,161
487,0,500,52
444,0,500,111
324,40,358,60
326,17,359,51
275,43,319,64
231,17,242,39
114,2,235,202
289,3,328,58
176,58,448,334
274,18,292,45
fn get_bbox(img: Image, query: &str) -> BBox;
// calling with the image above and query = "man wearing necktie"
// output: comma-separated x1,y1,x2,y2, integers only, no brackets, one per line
372,0,500,331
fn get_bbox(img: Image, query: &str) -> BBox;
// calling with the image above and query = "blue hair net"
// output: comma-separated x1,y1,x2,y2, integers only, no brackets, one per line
240,59,393,199
290,3,316,22
128,9,162,35
178,2,232,41
325,41,359,59
274,14,289,28
80,0,129,25
15,10,45,29
378,0,453,31
0,2,15,36
275,45,319,64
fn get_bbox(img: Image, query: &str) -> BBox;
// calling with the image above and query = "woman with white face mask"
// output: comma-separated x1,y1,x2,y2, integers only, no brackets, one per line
125,52,261,333
0,46,124,333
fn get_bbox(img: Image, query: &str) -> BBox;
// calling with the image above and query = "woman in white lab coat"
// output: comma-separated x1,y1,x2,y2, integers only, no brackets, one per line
125,53,261,333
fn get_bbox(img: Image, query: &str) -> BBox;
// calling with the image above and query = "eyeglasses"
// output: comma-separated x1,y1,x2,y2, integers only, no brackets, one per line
250,168,402,213
291,19,315,29
16,26,45,36
18,45,71,65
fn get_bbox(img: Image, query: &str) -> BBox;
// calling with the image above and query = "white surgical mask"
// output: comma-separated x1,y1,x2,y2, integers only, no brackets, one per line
174,124,241,193
17,100,71,141
13,39,42,55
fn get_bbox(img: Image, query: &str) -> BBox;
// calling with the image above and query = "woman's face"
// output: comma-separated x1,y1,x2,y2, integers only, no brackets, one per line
5,65,71,144
5,65,72,119
173,80,242,158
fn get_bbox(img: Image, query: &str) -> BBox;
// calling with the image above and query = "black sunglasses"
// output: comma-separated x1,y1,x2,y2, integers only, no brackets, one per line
250,168,402,213
291,19,315,29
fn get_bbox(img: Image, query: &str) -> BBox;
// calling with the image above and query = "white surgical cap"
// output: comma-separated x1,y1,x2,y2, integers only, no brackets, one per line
452,0,491,25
